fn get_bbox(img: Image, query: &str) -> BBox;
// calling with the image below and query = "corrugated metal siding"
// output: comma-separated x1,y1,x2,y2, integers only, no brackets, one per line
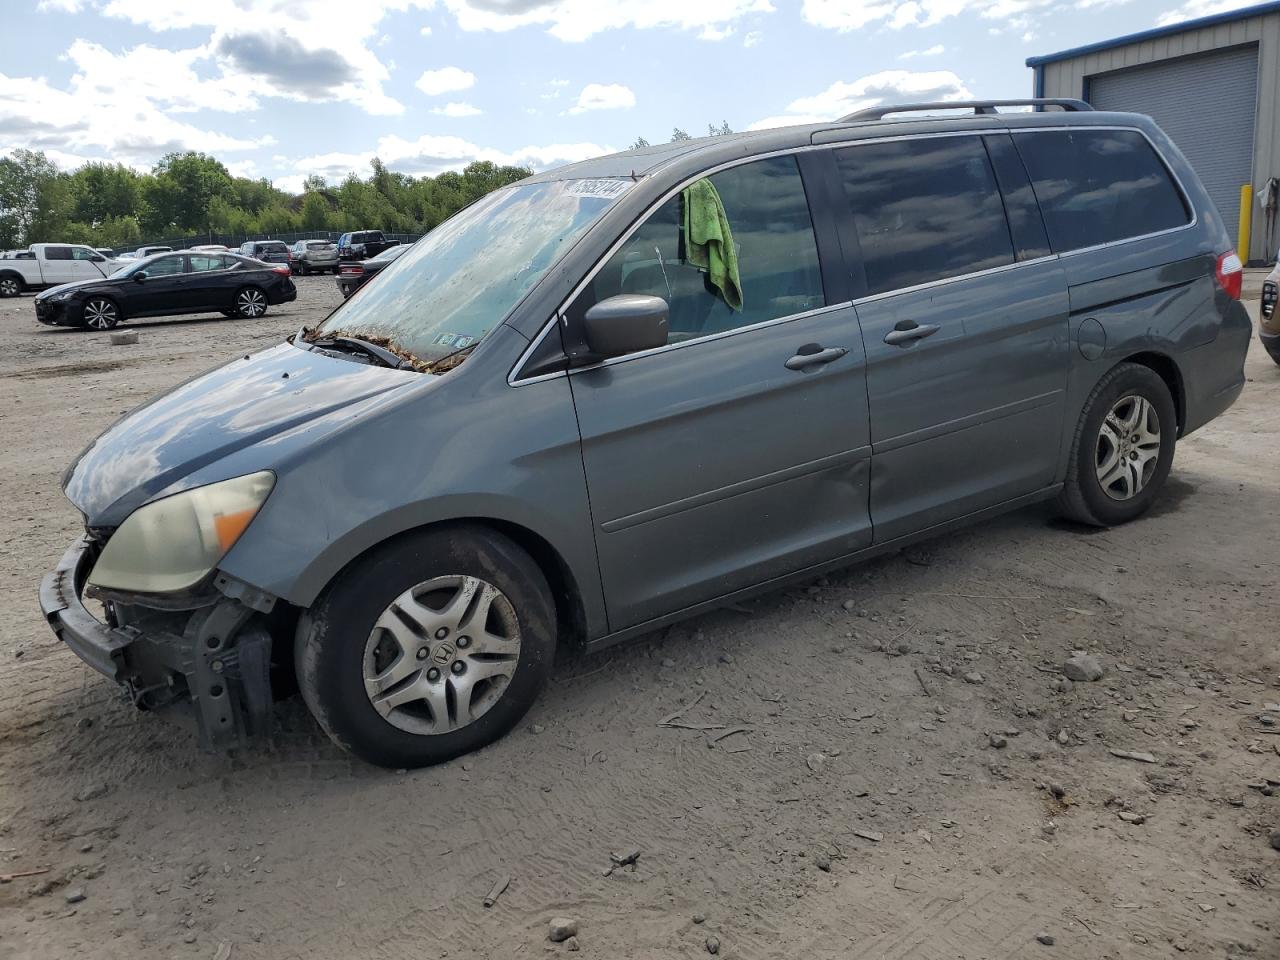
1089,46,1259,242
1036,10,1280,260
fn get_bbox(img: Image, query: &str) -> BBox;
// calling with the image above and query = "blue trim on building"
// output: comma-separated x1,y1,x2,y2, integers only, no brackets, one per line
1026,0,1280,67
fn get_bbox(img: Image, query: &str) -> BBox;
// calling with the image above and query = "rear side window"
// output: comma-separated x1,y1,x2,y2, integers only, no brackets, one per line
1013,129,1190,253
571,154,825,343
834,136,1014,296
44,246,72,260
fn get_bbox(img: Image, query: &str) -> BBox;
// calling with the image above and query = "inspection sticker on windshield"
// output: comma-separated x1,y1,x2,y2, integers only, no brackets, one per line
565,179,632,200
433,333,475,348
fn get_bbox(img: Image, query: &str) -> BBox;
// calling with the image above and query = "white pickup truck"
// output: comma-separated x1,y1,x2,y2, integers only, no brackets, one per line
0,243,118,297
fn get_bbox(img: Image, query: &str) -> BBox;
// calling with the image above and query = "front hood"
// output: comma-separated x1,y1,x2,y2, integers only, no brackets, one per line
36,276,114,299
65,342,417,525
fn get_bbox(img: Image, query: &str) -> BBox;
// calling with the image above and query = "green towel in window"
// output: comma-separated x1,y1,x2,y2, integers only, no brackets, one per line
682,179,743,312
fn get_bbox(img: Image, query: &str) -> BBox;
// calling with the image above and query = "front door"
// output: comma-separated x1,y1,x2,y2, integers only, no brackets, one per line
129,253,188,315
566,154,872,632
829,133,1070,543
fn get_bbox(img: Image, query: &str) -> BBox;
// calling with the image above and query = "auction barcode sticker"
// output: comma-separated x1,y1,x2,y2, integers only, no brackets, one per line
565,179,632,200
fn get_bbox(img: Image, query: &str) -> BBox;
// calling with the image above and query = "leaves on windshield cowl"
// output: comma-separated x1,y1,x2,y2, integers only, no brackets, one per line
299,327,472,375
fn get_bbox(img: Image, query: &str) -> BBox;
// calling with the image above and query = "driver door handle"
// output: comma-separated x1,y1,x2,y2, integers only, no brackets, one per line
883,321,941,346
785,345,848,371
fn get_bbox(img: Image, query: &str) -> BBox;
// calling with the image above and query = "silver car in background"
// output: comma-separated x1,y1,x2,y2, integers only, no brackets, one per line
291,239,340,275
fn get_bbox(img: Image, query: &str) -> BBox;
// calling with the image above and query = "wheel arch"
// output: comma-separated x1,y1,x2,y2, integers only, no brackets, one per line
297,517,589,649
1117,350,1185,435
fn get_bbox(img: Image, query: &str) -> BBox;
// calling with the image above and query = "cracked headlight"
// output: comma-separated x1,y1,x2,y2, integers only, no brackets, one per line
87,471,275,594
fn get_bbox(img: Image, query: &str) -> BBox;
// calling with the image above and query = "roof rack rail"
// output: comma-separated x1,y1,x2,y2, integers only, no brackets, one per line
840,98,1093,122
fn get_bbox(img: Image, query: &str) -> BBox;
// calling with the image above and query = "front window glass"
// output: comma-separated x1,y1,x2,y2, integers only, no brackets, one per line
570,155,825,343
311,178,631,365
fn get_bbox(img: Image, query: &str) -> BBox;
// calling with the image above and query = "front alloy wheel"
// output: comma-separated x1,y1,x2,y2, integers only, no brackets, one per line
236,287,267,318
364,576,521,735
83,298,119,330
296,526,556,768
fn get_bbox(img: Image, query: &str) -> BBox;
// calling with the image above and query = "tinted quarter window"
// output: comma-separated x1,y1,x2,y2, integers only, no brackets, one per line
1013,129,1190,253
834,136,1014,296
574,154,825,342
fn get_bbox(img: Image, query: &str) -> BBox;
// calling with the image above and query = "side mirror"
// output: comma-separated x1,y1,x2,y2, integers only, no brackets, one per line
580,294,669,360
88,254,104,262
132,271,147,283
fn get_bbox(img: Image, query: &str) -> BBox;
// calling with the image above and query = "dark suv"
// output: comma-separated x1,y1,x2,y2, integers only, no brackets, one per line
238,240,292,269
337,230,392,261
41,99,1250,769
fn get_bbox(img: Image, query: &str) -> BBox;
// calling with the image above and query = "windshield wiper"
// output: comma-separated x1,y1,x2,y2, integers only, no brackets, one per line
295,327,410,370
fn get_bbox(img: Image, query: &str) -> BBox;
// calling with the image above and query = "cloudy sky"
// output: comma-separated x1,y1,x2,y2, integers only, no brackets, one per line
0,0,1256,193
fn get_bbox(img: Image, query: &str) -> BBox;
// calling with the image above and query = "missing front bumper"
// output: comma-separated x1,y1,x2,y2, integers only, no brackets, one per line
39,536,276,750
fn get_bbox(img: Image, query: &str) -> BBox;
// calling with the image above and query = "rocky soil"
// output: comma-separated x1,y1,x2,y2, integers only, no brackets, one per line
0,276,1277,959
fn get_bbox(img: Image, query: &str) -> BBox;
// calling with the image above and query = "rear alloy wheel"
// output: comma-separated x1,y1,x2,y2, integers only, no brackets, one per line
1057,362,1176,526
83,298,119,330
235,287,268,319
296,526,556,768
0,275,20,298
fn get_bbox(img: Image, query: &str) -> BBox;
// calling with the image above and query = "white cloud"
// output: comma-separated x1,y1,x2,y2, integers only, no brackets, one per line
700,24,735,40
416,66,477,96
36,0,89,11
420,25,432,35
64,40,252,115
0,71,268,169
743,30,763,46
748,69,971,129
432,101,482,117
100,0,430,115
1156,0,1253,24
568,83,636,115
293,135,612,181
439,0,775,43
899,43,946,58
801,0,1053,30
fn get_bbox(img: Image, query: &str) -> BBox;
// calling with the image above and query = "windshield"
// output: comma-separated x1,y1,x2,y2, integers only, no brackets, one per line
311,178,630,365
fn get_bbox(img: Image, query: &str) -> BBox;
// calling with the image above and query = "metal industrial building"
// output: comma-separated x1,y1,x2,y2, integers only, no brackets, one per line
1028,1,1280,263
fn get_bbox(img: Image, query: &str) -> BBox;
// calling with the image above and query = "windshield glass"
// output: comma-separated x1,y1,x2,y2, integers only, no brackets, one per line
311,177,631,366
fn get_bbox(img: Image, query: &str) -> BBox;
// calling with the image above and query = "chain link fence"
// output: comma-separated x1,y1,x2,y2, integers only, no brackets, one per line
100,230,423,257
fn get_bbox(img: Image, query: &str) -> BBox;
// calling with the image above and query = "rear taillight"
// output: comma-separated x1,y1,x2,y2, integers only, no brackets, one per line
271,265,291,275
1215,251,1243,300
341,265,363,276
1263,282,1277,319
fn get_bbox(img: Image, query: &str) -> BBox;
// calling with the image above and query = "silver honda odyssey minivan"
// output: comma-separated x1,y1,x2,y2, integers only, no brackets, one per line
42,99,1251,768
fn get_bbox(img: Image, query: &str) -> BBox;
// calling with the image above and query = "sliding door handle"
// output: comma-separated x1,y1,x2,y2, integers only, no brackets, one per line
785,345,848,371
884,322,940,346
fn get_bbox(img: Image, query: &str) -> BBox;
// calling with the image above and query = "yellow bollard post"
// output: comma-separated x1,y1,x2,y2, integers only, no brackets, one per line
1238,183,1252,264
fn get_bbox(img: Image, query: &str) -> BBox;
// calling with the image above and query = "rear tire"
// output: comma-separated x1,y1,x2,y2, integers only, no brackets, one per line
234,286,268,319
1057,362,1177,526
0,274,21,298
295,262,307,276
296,526,557,768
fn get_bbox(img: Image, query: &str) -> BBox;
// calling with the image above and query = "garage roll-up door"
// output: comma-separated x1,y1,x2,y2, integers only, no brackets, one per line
1088,45,1258,243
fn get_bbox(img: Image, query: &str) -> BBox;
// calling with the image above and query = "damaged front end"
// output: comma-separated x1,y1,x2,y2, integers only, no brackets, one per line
40,533,281,750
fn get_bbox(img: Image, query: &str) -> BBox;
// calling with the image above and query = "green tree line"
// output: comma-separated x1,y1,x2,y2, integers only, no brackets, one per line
0,149,532,251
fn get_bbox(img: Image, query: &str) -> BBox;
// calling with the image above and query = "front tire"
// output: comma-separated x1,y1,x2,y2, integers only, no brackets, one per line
82,297,120,330
1057,362,1177,526
234,286,268,319
295,526,557,768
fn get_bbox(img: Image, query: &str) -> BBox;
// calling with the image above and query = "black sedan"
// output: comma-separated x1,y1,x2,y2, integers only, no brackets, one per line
336,243,409,298
34,252,297,330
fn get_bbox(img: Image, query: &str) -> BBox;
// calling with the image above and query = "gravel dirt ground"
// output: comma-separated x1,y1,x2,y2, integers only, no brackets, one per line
0,275,1277,960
